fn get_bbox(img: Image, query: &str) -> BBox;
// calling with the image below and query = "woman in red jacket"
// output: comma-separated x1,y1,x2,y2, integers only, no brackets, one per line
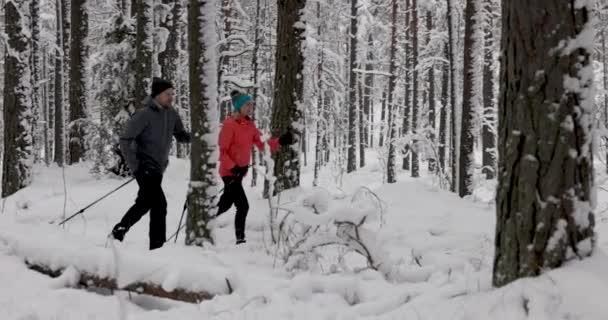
216,90,293,244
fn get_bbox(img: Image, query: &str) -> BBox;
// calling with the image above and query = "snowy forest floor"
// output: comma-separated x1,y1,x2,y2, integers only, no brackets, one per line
2,152,608,319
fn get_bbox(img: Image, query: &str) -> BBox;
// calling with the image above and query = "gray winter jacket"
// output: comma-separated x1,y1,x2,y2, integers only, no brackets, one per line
120,96,191,174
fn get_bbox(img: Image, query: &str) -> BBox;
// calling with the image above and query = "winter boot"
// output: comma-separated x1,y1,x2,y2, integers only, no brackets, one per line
111,224,128,242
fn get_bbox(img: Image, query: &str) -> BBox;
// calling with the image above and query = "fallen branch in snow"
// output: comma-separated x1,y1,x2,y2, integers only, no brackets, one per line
26,262,214,303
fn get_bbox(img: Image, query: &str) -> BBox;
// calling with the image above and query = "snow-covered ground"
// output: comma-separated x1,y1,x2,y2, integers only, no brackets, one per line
2,153,608,320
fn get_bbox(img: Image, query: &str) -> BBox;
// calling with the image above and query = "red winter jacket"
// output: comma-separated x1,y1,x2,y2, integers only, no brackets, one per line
218,116,280,177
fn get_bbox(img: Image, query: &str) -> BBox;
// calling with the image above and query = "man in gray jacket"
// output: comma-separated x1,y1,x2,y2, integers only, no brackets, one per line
111,77,191,250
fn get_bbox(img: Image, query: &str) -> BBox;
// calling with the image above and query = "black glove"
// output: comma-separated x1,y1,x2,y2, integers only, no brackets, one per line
230,166,248,178
278,130,295,146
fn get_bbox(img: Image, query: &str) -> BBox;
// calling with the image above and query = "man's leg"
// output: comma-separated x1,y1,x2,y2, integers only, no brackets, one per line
112,174,153,241
232,179,249,243
148,174,167,250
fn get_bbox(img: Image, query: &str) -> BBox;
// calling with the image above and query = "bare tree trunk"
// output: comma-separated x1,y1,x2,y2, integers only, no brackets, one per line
603,27,608,174
251,0,262,187
31,0,42,163
426,10,436,173
42,46,50,165
438,43,449,177
218,0,232,122
54,0,65,166
481,0,496,180
363,33,373,151
458,0,479,197
134,0,153,106
446,0,457,193
358,71,365,168
2,1,33,197
386,0,398,184
402,0,411,171
68,0,88,164
493,0,595,288
379,89,386,147
185,0,219,246
266,0,305,194
410,0,419,178
313,1,324,187
346,0,358,173
131,0,137,17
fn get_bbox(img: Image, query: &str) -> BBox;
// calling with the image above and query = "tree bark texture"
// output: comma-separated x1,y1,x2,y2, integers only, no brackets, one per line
493,0,595,288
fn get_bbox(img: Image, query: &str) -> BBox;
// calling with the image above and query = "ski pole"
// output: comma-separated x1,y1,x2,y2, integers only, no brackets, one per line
173,198,188,243
56,177,136,226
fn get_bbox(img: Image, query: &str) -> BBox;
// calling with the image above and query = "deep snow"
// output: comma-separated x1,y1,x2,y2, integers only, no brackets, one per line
1,152,608,320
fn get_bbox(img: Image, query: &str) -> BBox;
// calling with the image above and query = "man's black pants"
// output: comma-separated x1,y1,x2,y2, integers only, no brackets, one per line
117,171,167,250
216,176,249,240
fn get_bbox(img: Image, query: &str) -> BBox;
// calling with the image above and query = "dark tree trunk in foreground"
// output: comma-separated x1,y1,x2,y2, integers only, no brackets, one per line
266,0,305,194
2,1,33,197
493,0,595,288
68,0,88,164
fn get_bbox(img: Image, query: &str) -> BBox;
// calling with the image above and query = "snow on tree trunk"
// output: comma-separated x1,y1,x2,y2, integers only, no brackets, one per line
2,0,33,198
410,0,420,178
185,0,220,246
68,0,88,164
481,0,496,180
346,0,358,174
266,0,305,194
54,0,65,166
402,0,411,171
493,0,596,288
135,0,153,106
386,0,398,184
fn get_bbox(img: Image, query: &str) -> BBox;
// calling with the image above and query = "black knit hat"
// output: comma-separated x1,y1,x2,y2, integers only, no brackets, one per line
151,77,173,98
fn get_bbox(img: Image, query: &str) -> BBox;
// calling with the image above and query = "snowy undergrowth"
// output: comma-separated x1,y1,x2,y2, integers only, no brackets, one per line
1,155,608,319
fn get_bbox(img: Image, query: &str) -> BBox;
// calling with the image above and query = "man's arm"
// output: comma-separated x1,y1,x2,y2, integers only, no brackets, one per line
120,110,148,174
173,110,191,143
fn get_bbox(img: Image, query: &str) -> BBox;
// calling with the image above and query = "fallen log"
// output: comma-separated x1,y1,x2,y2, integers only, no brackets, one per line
0,221,233,304
27,261,214,303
